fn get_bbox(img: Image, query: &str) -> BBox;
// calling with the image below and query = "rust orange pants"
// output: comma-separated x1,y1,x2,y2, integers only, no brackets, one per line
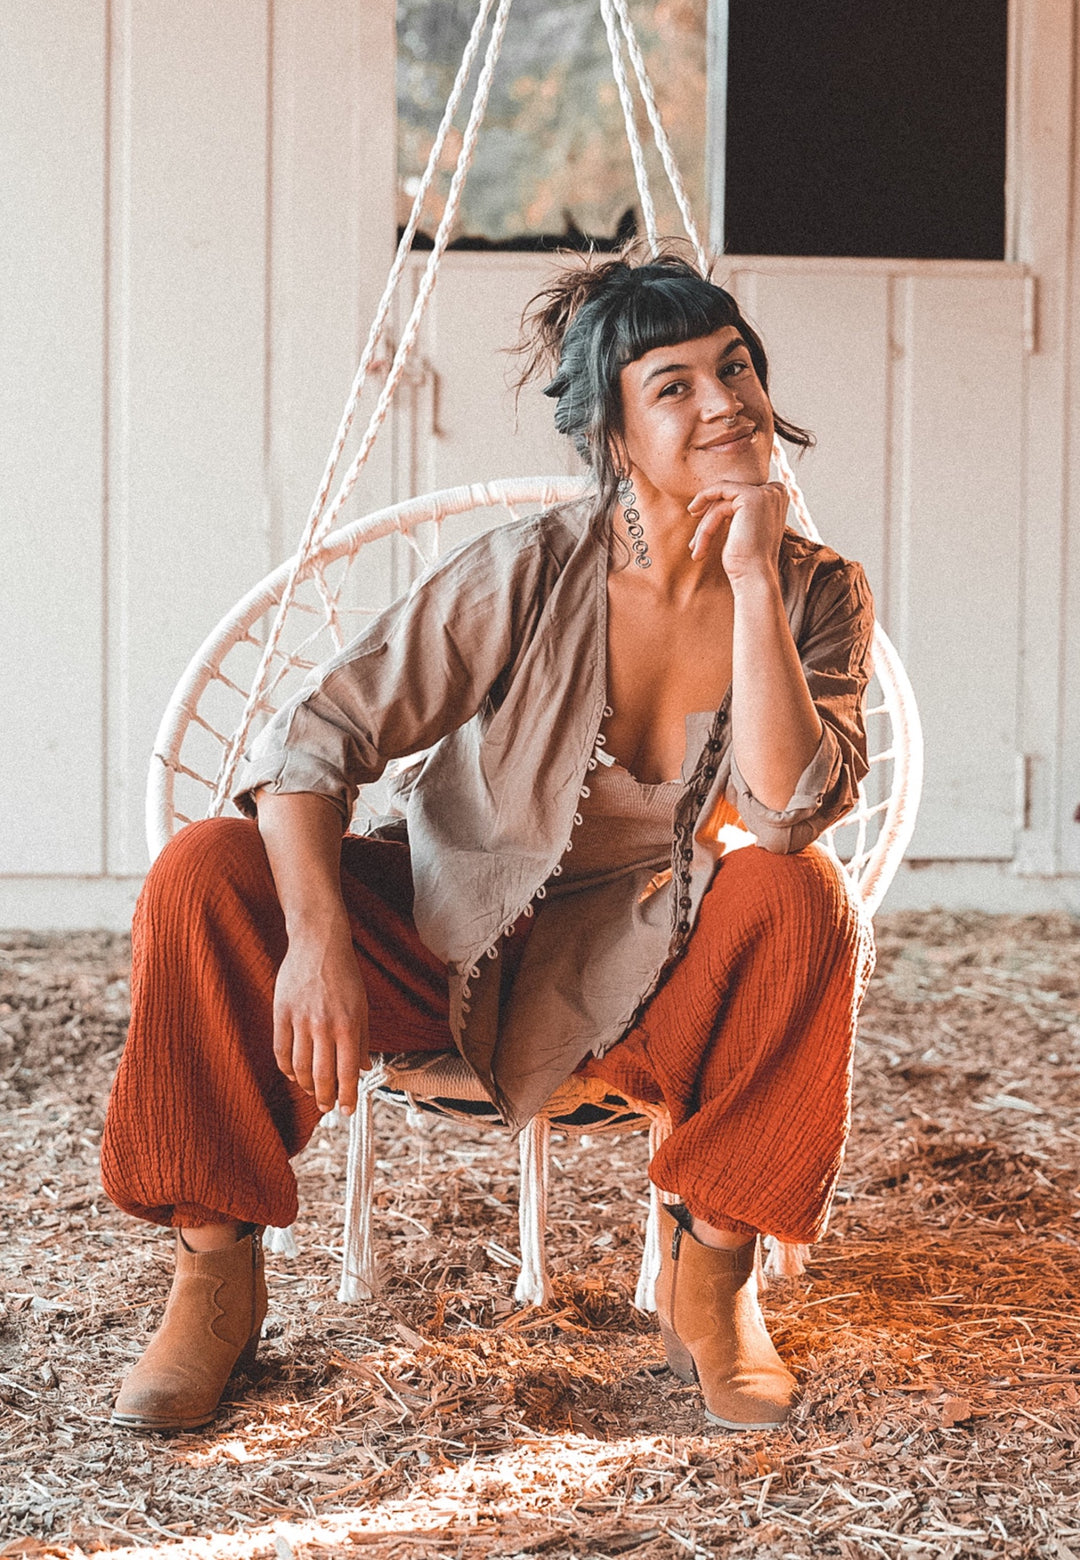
101,818,873,1245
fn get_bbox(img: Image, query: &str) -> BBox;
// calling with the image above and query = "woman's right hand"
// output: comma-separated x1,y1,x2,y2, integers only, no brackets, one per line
272,916,370,1115
254,788,372,1117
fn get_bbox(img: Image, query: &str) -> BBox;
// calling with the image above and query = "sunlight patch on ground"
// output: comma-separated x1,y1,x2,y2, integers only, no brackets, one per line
62,1432,701,1560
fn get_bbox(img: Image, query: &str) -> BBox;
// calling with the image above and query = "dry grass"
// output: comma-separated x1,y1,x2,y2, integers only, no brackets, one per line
2,911,1079,1558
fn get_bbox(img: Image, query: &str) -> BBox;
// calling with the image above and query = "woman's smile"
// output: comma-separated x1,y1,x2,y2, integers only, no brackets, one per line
693,420,759,454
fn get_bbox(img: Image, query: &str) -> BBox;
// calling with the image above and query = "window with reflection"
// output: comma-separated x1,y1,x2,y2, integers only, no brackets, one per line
396,0,708,250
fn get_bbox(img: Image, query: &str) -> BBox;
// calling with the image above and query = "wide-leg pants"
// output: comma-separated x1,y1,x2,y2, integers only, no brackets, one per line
100,818,873,1245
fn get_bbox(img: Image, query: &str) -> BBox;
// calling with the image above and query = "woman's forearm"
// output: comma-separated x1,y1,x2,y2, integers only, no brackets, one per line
254,791,349,942
729,571,822,811
254,790,369,1112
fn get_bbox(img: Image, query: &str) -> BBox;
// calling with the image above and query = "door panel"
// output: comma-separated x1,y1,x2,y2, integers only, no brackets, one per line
731,268,891,597
399,254,582,565
893,272,1025,859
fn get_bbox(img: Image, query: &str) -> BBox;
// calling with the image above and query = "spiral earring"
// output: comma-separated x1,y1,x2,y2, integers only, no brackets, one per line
617,475,651,569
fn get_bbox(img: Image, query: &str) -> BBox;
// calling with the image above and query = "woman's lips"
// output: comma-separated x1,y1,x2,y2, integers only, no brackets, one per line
694,424,757,452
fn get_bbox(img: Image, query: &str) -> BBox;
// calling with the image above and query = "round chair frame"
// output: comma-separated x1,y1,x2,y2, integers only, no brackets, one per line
147,475,923,1308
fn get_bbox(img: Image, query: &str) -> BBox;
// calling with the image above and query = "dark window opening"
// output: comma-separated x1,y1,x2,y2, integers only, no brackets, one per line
722,0,1009,260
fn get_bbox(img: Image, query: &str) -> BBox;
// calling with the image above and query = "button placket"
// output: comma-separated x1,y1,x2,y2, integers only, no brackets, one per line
669,700,730,956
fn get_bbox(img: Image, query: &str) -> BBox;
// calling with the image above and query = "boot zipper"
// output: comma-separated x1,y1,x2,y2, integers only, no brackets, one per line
670,1220,683,1339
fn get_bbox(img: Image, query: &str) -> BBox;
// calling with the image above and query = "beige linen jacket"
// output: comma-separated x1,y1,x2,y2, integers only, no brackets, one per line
234,500,874,1126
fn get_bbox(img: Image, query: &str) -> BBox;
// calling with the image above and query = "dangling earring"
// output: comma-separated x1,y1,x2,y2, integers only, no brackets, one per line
617,475,651,569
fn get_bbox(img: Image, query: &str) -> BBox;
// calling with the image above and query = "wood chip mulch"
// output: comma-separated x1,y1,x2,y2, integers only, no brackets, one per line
1,910,1079,1558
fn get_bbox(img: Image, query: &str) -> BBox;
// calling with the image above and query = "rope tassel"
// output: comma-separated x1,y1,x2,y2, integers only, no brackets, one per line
515,1116,555,1306
762,1237,812,1283
338,1061,389,1303
635,1110,674,1312
263,1224,299,1258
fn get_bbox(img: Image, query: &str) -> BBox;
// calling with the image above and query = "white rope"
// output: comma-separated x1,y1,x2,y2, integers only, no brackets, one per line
211,0,515,809
315,0,516,545
515,1115,554,1306
338,1059,390,1303
303,0,500,541
599,0,659,255
606,0,707,271
208,0,718,807
772,437,822,543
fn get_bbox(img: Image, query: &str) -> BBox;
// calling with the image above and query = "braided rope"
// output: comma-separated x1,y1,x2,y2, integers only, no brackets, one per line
306,0,500,552
211,0,500,808
599,0,659,255
607,0,707,271
314,0,516,546
772,437,822,542
207,0,727,808
210,0,516,810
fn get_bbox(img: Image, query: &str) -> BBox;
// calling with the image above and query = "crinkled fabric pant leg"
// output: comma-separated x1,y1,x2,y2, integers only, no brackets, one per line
102,821,872,1245
581,843,875,1246
100,818,452,1230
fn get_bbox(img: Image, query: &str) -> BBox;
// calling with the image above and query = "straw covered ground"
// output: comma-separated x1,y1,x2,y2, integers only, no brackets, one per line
1,910,1079,1558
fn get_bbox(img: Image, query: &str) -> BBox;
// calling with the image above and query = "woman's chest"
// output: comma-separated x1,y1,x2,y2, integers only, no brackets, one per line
603,582,734,784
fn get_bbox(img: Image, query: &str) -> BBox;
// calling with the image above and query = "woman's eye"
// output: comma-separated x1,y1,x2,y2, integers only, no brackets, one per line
658,380,687,398
721,359,748,379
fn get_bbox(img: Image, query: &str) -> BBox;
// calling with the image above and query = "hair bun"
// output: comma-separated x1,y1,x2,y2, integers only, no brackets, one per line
516,240,707,385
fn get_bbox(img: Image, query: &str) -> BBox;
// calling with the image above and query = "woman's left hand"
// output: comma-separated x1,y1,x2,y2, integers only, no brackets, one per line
686,480,788,582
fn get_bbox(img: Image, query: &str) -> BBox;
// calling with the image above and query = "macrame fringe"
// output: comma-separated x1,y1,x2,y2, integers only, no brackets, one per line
515,1116,554,1306
338,1060,389,1302
264,1105,347,1258
276,1056,812,1307
635,1110,674,1312
262,1224,299,1258
762,1237,812,1284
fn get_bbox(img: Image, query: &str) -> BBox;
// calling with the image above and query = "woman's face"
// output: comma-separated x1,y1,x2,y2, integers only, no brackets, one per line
616,325,774,505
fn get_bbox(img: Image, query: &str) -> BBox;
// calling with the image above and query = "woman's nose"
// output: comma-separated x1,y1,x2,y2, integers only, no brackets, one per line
700,383,742,420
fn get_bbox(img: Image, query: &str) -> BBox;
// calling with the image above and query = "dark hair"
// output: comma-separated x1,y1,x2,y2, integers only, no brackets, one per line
516,243,813,545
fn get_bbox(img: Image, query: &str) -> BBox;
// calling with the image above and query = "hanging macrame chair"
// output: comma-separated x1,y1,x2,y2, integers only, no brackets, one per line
147,0,924,1311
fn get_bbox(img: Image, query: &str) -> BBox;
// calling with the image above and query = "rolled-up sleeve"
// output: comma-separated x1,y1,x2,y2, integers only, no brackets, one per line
725,559,875,853
231,519,554,825
232,687,387,824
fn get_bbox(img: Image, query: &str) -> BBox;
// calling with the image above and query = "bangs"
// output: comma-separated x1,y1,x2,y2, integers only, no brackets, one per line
609,274,742,369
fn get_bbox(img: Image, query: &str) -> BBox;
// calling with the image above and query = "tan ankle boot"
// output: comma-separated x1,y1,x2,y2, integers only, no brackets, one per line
655,1204,796,1431
112,1228,267,1431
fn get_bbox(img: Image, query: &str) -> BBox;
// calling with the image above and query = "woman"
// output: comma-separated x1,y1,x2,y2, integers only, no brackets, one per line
102,248,875,1435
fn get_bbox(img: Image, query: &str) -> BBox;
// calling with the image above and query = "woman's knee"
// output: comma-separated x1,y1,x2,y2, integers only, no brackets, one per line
140,817,272,918
702,842,859,945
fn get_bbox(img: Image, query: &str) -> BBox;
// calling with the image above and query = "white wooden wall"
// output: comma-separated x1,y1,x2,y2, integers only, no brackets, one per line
2,0,1079,924
0,0,395,924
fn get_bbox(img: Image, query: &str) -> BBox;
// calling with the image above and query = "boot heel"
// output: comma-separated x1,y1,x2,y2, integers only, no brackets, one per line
658,1321,697,1383
234,1331,261,1375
